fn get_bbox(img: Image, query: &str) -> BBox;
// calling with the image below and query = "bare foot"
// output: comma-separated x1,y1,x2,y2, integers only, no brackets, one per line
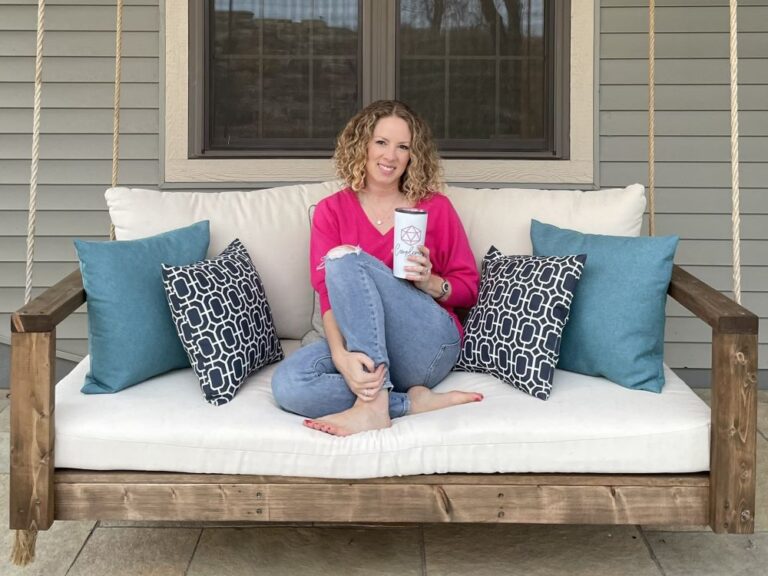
304,391,392,437
406,386,483,415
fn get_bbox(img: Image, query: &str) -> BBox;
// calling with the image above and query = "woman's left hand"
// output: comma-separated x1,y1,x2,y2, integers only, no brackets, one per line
405,245,433,292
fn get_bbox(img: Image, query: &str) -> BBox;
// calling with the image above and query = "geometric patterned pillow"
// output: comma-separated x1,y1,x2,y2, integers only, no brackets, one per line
454,246,586,400
161,239,284,405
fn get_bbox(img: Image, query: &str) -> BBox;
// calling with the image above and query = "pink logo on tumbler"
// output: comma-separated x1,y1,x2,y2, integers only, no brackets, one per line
400,225,422,246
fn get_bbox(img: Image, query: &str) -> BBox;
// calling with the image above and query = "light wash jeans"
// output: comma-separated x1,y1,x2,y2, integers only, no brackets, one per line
271,249,461,419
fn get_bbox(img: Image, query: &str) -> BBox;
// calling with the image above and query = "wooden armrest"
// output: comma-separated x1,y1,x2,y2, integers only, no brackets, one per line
11,269,85,333
668,265,757,334
667,265,759,533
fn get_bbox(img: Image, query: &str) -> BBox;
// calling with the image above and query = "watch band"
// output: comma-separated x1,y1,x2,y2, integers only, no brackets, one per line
438,279,450,299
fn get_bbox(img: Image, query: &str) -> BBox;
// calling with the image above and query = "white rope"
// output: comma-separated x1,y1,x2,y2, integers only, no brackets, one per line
728,0,742,304
25,0,45,305
110,0,124,241
647,0,656,237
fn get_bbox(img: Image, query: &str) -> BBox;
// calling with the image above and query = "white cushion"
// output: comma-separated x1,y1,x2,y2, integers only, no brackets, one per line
55,341,710,478
107,182,340,339
106,183,646,339
444,184,646,269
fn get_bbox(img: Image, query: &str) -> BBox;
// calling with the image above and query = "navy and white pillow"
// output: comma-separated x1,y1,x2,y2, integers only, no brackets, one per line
455,246,586,400
161,239,283,405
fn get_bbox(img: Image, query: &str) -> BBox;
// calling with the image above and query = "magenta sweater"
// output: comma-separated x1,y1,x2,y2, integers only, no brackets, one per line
310,187,479,335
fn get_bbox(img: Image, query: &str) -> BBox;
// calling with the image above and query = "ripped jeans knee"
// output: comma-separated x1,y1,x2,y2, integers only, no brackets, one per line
325,244,361,260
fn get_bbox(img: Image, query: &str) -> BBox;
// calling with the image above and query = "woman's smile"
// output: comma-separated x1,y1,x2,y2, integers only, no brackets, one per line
365,115,411,192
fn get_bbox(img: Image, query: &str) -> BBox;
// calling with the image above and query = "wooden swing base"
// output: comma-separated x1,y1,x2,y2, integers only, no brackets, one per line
10,266,758,553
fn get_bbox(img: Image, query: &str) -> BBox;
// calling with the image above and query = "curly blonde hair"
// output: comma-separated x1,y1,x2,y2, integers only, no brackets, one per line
333,100,443,203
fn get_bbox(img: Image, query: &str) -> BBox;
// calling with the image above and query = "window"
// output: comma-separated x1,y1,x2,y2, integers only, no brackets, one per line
191,0,569,159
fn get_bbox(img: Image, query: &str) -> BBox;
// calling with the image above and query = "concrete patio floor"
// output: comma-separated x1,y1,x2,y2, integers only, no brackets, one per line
1,390,766,576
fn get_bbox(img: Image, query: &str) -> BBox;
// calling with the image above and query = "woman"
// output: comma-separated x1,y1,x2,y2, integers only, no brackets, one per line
271,100,481,436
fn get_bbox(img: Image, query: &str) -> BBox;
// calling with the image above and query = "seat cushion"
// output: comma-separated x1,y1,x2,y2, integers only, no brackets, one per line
55,341,710,478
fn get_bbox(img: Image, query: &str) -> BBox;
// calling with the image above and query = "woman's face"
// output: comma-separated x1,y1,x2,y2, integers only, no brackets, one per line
365,115,412,191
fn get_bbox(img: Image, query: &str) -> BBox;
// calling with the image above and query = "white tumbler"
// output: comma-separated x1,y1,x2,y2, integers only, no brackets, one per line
393,208,428,279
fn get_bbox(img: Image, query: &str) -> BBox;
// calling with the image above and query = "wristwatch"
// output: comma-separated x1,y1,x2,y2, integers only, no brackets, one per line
437,278,450,300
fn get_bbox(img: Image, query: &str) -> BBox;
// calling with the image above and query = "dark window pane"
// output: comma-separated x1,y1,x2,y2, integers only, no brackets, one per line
262,58,310,137
313,58,359,138
399,59,446,138
203,0,559,156
213,6,260,57
211,58,261,147
207,0,360,151
396,0,553,153
448,60,494,138
500,0,545,57
499,59,546,141
400,0,446,56
445,0,494,56
263,1,312,55
314,0,359,56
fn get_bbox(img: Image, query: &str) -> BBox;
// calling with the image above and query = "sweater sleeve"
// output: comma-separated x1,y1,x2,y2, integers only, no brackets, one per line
309,199,340,315
433,197,479,310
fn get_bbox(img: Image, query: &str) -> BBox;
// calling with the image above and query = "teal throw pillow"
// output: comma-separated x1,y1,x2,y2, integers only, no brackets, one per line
75,221,210,394
530,220,679,393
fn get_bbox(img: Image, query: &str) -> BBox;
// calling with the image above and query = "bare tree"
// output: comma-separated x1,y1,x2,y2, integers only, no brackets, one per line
431,0,445,31
477,0,522,48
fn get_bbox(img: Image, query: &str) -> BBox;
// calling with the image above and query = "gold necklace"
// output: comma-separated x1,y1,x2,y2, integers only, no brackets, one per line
360,193,403,226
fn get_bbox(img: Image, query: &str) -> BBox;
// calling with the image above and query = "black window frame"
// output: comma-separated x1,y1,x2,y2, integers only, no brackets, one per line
189,0,570,160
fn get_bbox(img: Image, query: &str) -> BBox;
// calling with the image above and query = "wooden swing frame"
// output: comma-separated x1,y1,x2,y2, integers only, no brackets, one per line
10,266,757,533
8,0,760,566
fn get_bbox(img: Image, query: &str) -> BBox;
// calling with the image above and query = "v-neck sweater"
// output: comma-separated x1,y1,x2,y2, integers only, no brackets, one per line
310,187,479,336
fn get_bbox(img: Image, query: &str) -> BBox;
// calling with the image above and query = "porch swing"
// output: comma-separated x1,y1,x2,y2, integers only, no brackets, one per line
9,0,758,566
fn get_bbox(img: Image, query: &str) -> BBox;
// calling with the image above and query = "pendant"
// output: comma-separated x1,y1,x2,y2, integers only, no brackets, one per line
376,219,382,225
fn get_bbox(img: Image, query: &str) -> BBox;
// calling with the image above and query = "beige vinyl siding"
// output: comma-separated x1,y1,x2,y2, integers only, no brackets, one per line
0,0,159,359
600,0,768,369
0,0,765,370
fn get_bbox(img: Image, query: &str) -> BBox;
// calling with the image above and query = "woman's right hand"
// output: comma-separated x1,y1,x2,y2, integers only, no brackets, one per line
333,350,386,402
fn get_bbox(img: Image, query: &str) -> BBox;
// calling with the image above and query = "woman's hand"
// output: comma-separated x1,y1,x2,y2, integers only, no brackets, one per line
405,245,433,292
333,349,387,402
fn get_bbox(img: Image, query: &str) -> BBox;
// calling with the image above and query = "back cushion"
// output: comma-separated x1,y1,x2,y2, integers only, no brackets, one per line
444,184,646,269
107,182,339,339
107,182,645,339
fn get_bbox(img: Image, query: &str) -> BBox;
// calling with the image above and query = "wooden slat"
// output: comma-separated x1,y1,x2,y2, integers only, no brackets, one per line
10,331,56,531
709,332,758,533
11,269,85,332
668,265,759,334
53,481,709,526
53,470,710,487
